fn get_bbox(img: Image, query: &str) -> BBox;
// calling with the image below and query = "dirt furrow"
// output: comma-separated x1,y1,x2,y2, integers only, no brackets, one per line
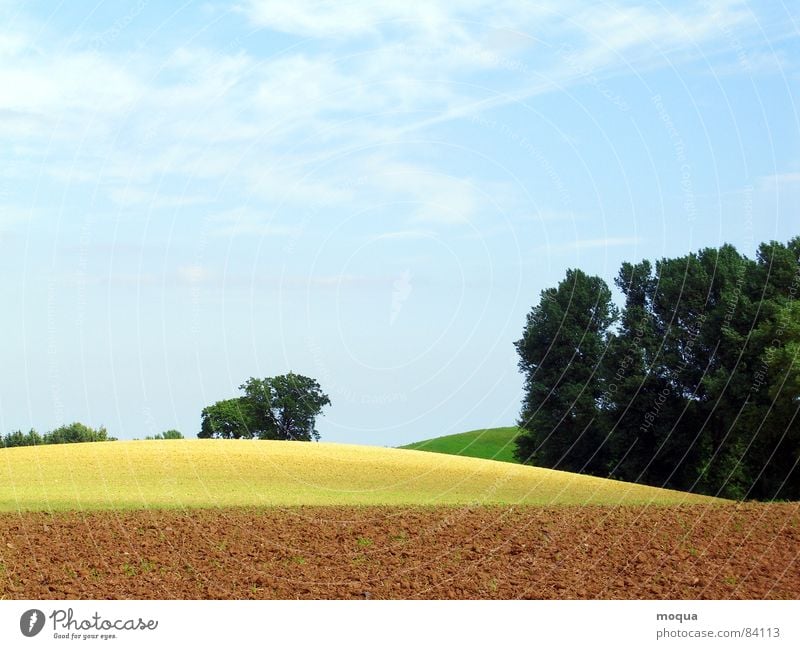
0,504,797,599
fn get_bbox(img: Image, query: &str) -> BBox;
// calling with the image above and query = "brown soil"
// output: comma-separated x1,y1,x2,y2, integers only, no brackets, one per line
0,504,797,599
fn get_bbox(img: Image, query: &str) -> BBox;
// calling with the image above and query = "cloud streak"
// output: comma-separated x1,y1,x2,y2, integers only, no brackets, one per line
0,0,775,242
549,236,644,253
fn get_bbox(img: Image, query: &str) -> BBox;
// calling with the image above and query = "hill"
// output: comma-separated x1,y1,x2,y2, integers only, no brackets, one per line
400,426,522,463
0,440,718,511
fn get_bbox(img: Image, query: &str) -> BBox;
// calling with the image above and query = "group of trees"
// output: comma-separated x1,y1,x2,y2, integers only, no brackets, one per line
1,424,186,448
1,372,330,449
515,237,800,500
144,429,184,440
1,422,116,448
199,373,331,441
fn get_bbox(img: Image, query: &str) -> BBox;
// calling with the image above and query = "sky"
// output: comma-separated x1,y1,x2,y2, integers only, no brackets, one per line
0,0,798,445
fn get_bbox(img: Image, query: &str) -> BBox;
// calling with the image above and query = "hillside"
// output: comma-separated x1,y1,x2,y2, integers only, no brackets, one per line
0,440,718,510
400,426,522,463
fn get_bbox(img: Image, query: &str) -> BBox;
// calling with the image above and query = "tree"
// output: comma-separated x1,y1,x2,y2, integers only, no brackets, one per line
514,269,617,473
603,259,670,483
198,373,331,441
198,397,254,439
240,373,331,441
146,429,184,440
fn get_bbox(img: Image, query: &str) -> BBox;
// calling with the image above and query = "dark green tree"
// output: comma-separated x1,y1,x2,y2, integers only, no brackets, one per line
198,397,254,439
518,236,800,500
740,238,800,499
688,245,758,498
603,259,670,483
198,374,331,441
514,269,617,473
608,246,758,496
240,373,331,441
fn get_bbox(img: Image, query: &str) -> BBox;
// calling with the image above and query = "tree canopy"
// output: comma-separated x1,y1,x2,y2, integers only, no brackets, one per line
199,397,253,440
198,373,331,441
515,237,800,500
514,268,617,474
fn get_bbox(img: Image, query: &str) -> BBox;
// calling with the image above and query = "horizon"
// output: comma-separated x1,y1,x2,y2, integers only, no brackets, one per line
1,1,798,445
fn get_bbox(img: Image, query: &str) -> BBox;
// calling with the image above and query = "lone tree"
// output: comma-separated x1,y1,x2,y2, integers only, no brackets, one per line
199,373,331,441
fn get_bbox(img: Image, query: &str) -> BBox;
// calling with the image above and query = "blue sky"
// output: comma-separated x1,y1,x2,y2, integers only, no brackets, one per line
0,1,798,444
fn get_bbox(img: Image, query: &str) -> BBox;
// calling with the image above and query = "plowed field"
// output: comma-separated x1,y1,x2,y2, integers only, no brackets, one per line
1,504,797,599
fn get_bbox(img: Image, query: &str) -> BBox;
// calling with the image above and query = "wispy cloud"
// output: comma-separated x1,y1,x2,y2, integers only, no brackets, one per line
0,0,771,241
177,265,213,284
209,207,303,238
373,229,437,241
108,186,211,209
0,49,141,116
758,172,800,188
239,0,478,40
549,236,643,253
364,159,479,225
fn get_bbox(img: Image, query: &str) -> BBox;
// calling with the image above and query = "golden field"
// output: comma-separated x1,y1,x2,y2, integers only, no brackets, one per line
0,440,719,511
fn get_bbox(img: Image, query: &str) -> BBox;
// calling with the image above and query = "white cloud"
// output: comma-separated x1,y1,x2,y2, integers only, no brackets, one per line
707,48,791,77
759,172,800,188
579,3,744,59
0,51,141,115
253,273,383,290
177,265,213,284
373,229,437,241
108,186,211,208
0,32,28,56
0,206,34,239
0,0,766,236
244,165,356,207
209,207,303,237
240,0,462,39
363,159,479,225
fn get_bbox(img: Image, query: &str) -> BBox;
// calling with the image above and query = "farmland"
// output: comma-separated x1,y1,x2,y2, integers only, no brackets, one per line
2,440,797,600
0,440,713,510
400,426,522,463
1,504,797,599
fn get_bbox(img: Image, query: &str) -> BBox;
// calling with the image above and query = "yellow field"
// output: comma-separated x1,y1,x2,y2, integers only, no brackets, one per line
0,440,719,511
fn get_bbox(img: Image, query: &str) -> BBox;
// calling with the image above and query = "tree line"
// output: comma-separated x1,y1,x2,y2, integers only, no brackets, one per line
1,423,185,447
1,422,116,447
515,237,800,500
0,372,329,449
